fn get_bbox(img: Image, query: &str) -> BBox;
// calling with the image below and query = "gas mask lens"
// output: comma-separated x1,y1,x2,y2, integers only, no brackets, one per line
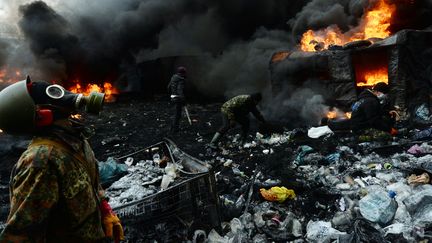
46,84,65,99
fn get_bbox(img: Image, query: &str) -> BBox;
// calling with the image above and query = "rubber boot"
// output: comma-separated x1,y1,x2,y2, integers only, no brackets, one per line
208,132,221,149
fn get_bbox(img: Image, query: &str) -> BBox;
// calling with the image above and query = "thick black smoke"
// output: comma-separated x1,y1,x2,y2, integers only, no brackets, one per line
0,40,9,68
14,0,307,94
3,0,432,124
289,0,432,41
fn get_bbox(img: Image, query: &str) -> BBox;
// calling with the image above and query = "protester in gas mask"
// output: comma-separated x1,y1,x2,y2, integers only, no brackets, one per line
0,77,124,242
328,82,398,135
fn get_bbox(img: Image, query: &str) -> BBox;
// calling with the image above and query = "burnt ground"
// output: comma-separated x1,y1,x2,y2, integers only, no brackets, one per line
0,94,342,239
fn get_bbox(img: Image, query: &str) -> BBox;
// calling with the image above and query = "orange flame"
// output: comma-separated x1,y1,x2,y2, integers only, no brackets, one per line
327,111,338,119
0,67,23,85
357,67,388,87
327,108,351,119
70,114,82,120
300,0,396,52
69,81,119,102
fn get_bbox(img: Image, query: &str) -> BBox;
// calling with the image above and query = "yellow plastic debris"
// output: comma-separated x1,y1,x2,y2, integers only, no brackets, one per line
407,173,430,185
259,186,296,203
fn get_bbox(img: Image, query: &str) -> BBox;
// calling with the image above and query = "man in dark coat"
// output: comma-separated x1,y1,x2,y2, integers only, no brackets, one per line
328,82,397,135
168,66,187,134
208,93,266,148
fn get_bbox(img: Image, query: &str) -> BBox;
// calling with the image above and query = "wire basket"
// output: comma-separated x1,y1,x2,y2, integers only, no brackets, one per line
112,139,220,241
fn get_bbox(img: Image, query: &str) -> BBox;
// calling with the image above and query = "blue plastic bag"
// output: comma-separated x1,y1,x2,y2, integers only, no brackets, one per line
99,157,128,188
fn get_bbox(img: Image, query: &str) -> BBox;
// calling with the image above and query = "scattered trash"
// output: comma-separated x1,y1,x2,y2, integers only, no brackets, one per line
308,125,334,138
403,186,432,227
98,157,128,188
94,119,432,242
408,144,425,155
259,187,296,203
407,173,430,185
353,218,386,242
359,187,397,225
415,104,430,121
295,145,314,164
306,220,347,242
124,157,134,166
324,153,340,164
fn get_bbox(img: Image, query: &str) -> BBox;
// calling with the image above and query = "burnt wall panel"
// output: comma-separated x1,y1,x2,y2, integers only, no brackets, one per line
388,46,407,110
328,51,356,103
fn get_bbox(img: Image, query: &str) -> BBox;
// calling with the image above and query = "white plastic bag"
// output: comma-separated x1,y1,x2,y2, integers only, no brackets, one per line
306,220,347,242
308,126,334,138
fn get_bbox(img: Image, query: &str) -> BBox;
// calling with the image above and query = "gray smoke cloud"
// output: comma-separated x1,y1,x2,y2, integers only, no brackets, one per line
288,0,432,41
288,0,368,38
0,0,309,96
0,39,9,68
262,80,330,127
1,0,432,124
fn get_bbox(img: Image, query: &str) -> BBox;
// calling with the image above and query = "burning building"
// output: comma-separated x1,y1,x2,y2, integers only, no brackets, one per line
270,29,432,113
270,0,432,116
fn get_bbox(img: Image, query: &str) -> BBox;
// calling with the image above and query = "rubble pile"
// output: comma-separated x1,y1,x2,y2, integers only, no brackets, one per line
2,98,432,241
105,160,171,208
198,131,432,242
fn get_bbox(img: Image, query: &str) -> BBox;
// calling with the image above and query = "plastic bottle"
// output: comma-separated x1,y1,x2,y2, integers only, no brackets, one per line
359,189,397,225
152,153,160,164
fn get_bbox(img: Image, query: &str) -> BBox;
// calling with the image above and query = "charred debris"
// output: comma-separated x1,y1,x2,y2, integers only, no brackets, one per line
2,30,432,241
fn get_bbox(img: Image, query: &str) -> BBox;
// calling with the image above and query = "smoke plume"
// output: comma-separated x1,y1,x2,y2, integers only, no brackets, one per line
0,0,307,94
1,0,432,124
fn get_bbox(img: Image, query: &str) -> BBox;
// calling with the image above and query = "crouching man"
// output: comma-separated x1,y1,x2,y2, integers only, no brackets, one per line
209,93,266,148
328,82,398,135
0,77,124,242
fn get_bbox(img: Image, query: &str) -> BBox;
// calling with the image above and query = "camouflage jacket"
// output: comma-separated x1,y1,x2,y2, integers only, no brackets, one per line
221,95,265,122
0,128,105,243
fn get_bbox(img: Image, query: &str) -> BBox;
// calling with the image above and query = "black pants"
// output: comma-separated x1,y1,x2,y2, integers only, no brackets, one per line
328,119,352,131
218,113,250,138
170,100,184,132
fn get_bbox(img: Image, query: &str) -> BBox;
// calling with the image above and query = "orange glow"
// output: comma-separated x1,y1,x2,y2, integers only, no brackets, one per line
70,114,82,120
271,51,290,62
327,111,338,119
327,108,351,119
69,81,119,102
0,67,23,84
300,0,396,52
357,67,388,87
0,129,3,133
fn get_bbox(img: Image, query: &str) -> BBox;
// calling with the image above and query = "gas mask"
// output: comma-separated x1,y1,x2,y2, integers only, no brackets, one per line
0,76,105,134
30,80,105,125
34,82,105,114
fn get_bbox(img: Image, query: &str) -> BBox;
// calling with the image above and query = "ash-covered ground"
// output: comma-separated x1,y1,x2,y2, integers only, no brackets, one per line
1,95,432,242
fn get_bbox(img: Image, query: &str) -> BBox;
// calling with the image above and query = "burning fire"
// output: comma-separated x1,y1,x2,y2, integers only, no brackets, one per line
326,108,351,119
357,67,388,87
69,81,119,102
300,0,396,52
70,114,82,120
0,67,23,84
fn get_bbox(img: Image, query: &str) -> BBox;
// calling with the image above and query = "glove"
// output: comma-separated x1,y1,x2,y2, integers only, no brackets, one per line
100,199,124,243
390,128,398,136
